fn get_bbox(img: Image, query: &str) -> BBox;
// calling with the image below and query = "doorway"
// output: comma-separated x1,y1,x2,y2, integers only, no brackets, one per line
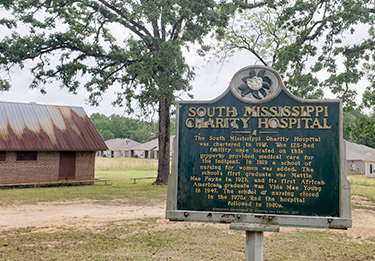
59,152,76,179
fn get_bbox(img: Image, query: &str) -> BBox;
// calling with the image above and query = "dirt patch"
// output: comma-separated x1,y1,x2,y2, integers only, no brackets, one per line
1,197,375,241
0,200,166,231
347,209,375,241
346,196,375,241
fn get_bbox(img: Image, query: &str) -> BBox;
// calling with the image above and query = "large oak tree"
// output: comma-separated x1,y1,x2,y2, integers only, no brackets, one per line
0,0,269,184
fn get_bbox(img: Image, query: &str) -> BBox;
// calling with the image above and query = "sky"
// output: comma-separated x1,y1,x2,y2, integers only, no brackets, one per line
0,6,258,118
0,5,369,119
0,48,257,118
0,46,369,118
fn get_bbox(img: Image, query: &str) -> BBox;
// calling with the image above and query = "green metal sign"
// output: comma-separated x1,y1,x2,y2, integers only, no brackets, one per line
177,90,339,216
167,65,351,228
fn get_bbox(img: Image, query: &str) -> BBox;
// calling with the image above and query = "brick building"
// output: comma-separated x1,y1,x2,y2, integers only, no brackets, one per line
0,101,107,185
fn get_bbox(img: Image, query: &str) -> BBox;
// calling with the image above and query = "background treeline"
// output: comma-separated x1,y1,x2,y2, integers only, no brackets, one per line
344,110,375,148
90,113,175,143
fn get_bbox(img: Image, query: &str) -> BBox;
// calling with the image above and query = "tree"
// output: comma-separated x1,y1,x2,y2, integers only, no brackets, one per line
1,1,267,184
344,109,375,148
90,113,157,143
100,129,115,141
211,1,375,110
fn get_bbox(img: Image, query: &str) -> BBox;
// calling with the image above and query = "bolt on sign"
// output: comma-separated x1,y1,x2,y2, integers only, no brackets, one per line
166,65,352,229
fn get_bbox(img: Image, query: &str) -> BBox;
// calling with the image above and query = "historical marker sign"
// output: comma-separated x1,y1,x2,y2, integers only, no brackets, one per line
166,65,351,229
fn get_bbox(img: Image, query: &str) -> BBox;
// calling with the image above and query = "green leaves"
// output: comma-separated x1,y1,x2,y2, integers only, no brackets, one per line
0,79,10,91
211,0,375,110
0,0,243,184
343,109,375,148
90,113,161,143
0,0,237,111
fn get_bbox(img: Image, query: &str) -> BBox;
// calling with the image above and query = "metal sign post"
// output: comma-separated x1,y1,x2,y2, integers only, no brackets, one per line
230,223,279,261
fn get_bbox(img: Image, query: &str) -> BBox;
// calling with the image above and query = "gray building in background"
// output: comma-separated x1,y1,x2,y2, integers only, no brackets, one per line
346,141,375,177
129,136,175,159
99,136,175,159
99,138,140,158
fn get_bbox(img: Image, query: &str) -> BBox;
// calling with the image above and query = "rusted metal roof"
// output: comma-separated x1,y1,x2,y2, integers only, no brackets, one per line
0,101,108,151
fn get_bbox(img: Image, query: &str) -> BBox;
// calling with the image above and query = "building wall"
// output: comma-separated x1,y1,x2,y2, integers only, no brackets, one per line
101,150,131,158
133,150,158,159
346,159,375,177
75,152,96,180
347,160,366,175
365,161,375,178
0,151,96,184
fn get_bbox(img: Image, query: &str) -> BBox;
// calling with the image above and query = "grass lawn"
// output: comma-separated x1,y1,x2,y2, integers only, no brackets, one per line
0,159,374,260
348,175,375,203
1,222,374,261
0,158,166,207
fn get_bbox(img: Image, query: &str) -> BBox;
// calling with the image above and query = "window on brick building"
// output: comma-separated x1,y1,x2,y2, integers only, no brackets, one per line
0,151,6,161
16,151,37,161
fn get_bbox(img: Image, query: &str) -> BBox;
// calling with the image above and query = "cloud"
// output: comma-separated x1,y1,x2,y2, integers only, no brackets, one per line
0,43,257,118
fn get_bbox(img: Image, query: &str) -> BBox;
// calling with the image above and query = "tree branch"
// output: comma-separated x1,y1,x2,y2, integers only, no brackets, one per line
96,0,152,38
170,10,186,41
237,35,268,66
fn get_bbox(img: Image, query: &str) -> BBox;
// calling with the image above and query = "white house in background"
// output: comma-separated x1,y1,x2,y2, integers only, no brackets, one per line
100,138,140,158
130,136,175,159
346,141,375,177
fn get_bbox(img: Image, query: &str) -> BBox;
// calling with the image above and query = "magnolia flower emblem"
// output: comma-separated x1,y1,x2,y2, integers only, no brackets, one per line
238,69,272,99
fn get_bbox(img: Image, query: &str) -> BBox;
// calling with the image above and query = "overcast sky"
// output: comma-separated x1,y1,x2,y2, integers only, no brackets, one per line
0,8,368,119
2,39,370,118
1,4,371,121
0,47,257,118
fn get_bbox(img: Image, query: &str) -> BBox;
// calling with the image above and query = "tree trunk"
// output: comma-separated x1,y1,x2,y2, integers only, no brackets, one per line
155,95,170,184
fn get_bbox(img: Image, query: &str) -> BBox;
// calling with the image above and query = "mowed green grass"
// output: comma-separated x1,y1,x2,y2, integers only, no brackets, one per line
348,175,375,203
0,160,375,260
1,222,374,261
0,157,166,206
